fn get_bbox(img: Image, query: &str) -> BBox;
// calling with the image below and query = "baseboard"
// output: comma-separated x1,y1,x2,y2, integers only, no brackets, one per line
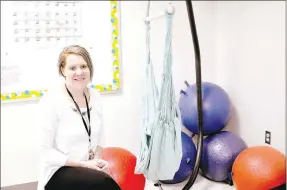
1,182,37,190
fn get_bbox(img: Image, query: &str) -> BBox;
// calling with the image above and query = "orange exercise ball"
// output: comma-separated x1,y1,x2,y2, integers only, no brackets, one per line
102,147,146,190
232,146,286,190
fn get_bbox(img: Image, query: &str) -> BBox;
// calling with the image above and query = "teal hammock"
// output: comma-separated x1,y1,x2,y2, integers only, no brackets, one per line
135,2,182,181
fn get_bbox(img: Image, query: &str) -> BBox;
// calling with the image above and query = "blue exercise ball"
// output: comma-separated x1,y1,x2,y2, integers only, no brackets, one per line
200,131,247,183
160,132,197,184
179,81,232,135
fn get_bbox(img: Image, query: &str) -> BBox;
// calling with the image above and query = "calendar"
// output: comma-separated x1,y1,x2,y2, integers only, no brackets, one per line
12,1,82,46
1,1,121,102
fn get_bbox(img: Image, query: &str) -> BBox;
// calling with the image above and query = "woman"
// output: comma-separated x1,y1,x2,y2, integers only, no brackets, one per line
37,45,121,190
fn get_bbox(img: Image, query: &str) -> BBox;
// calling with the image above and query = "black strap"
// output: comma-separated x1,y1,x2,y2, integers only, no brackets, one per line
65,85,91,142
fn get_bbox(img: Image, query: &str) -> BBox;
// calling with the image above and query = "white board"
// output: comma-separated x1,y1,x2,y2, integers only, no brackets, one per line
1,1,121,103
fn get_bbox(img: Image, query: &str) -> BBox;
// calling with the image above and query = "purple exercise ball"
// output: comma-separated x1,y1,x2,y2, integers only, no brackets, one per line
200,131,247,183
179,81,232,135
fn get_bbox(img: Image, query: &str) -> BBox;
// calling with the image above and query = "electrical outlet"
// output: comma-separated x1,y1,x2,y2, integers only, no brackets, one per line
265,131,271,144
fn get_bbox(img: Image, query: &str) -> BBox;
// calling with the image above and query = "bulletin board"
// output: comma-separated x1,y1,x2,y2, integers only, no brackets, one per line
1,1,121,103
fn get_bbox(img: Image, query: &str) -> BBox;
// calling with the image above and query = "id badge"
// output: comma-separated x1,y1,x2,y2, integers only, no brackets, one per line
88,142,95,160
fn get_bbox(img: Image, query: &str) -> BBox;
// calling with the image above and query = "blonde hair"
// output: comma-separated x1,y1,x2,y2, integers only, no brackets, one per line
58,45,94,80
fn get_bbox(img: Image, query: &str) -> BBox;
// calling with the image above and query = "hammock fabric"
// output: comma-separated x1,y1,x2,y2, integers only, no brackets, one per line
135,2,182,181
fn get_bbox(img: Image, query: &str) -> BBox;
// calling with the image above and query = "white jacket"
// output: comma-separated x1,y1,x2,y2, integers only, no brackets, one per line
37,84,105,190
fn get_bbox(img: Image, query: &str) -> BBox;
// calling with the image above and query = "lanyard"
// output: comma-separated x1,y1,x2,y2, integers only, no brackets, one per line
65,85,91,143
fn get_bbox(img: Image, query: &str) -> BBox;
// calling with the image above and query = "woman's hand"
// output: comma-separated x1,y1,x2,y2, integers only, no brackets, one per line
80,159,110,174
80,160,102,170
94,158,110,175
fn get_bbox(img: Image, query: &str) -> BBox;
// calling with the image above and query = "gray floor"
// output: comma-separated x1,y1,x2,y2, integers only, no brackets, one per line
1,182,37,190
145,175,236,190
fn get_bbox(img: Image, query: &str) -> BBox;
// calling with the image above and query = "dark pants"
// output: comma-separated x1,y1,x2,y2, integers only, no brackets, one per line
45,166,121,190
271,184,286,190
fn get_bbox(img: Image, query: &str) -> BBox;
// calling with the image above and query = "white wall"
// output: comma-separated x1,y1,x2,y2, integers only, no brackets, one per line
213,1,285,154
1,0,285,188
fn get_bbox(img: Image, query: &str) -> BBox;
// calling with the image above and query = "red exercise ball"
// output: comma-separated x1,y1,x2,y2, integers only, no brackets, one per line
232,146,286,190
102,147,146,190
